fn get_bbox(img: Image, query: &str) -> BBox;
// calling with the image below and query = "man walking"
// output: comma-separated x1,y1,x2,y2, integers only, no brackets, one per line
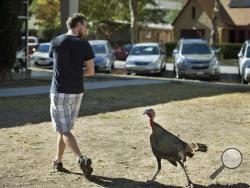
49,13,95,178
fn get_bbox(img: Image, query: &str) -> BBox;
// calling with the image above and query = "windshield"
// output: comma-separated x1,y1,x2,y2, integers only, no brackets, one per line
246,46,250,58
130,46,159,55
91,44,107,54
36,44,50,52
181,43,211,55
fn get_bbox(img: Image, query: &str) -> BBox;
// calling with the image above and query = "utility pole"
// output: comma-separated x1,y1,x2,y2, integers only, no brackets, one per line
18,0,30,79
129,0,137,44
61,0,79,33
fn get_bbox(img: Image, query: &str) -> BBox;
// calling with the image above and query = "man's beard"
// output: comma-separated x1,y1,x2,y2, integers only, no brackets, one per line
78,30,85,38
78,31,84,38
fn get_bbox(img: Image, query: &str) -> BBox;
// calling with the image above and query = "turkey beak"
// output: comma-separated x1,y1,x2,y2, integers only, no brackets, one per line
143,110,147,115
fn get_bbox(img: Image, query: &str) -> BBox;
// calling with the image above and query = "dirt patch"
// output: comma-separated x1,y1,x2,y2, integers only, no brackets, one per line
0,83,250,188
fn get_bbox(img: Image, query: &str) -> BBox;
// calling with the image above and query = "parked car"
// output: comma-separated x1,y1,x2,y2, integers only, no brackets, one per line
21,36,39,48
125,42,166,75
29,43,53,69
114,44,133,61
173,39,220,79
238,40,250,84
89,40,115,73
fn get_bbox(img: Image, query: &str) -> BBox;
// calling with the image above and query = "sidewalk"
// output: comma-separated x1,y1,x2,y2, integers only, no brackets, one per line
0,78,168,97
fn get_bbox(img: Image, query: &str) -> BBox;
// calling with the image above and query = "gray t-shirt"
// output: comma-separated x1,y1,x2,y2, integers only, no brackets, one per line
49,35,94,94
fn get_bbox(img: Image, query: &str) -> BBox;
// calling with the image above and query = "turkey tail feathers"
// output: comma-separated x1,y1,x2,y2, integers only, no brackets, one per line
196,143,208,152
187,143,208,153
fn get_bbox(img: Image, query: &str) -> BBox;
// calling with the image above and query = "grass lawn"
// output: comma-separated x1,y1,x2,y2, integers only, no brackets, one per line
0,82,250,188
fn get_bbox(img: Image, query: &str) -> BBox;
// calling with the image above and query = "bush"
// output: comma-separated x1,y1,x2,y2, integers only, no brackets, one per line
218,43,242,59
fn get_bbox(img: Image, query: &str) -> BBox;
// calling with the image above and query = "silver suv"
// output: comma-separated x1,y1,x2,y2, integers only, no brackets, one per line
238,40,250,84
173,39,220,79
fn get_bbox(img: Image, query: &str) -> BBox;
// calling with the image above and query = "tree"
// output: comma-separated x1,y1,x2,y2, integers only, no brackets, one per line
129,0,137,44
79,0,166,44
0,1,23,80
29,0,61,41
210,0,219,47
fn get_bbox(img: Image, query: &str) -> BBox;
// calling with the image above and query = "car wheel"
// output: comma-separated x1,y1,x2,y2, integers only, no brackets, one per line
105,64,112,73
126,71,131,75
241,74,248,84
213,74,220,80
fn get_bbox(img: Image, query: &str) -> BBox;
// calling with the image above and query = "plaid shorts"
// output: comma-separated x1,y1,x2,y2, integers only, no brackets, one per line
50,93,84,133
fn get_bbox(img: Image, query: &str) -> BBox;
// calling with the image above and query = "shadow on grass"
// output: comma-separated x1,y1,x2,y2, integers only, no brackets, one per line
89,175,249,188
0,81,250,128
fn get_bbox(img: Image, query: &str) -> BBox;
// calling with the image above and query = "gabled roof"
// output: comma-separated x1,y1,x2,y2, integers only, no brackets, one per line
220,0,250,26
172,0,250,26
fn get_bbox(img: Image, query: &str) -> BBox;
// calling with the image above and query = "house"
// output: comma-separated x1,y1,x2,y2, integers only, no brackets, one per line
172,0,250,43
137,0,182,43
138,22,174,43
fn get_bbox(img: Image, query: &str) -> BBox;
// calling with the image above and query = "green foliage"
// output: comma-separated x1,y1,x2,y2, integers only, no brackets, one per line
79,0,167,40
29,0,61,41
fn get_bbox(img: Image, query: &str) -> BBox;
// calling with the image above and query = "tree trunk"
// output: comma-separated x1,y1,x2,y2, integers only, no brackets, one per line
0,1,23,81
129,0,137,44
210,0,219,47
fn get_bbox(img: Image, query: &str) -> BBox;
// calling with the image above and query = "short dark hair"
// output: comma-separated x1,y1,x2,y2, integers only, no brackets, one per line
66,13,87,30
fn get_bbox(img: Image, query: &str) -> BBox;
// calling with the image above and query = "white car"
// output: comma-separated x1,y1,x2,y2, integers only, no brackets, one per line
21,36,39,48
238,40,250,84
29,43,53,69
125,42,166,75
173,39,220,79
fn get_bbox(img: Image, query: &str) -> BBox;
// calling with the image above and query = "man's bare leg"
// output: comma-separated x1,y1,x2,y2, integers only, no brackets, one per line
55,133,66,163
62,131,81,159
62,131,92,177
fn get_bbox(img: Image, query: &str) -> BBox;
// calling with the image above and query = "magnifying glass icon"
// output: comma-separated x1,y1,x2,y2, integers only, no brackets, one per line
210,148,243,180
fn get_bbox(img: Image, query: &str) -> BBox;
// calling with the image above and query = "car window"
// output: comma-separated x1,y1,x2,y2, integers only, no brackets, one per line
181,43,211,55
36,44,50,52
130,46,159,55
246,46,250,58
28,38,37,43
91,44,107,54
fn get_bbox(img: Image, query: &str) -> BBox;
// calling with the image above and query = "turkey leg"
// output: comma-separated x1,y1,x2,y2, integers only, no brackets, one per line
178,161,194,188
150,157,162,182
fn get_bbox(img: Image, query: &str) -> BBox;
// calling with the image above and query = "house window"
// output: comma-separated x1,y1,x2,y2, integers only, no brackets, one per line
181,29,205,39
192,6,196,19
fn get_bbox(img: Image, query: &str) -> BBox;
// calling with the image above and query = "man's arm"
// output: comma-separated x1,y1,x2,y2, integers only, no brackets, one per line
83,59,95,77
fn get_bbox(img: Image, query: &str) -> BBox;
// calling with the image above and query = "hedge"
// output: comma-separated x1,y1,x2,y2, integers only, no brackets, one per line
218,43,242,59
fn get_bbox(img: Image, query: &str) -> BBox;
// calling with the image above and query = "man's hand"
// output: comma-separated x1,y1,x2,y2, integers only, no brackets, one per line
83,59,95,77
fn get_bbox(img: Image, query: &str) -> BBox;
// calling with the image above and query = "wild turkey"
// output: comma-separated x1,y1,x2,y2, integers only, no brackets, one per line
143,108,208,187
